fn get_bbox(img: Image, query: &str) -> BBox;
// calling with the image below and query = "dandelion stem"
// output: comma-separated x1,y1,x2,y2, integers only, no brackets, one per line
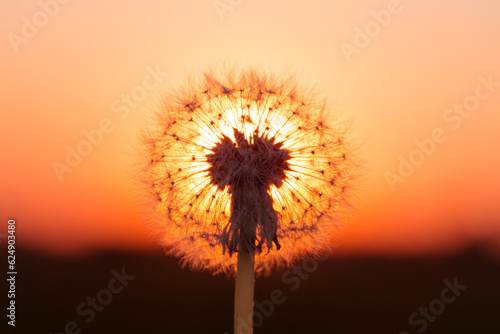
234,245,255,333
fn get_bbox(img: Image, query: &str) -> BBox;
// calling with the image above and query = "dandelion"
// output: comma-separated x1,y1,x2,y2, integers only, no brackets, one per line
140,66,354,333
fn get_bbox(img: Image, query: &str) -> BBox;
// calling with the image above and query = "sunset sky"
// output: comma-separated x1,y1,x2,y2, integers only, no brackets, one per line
1,0,499,259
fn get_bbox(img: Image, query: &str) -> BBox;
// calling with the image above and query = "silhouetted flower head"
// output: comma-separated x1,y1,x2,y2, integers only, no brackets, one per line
140,67,354,274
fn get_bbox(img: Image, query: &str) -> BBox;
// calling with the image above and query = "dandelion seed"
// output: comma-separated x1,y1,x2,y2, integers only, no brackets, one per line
141,66,353,272
139,66,354,333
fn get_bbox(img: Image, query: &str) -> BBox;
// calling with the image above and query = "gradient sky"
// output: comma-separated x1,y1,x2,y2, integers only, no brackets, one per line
1,0,499,258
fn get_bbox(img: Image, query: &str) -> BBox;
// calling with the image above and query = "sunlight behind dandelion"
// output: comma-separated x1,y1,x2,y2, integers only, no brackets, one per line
140,67,355,275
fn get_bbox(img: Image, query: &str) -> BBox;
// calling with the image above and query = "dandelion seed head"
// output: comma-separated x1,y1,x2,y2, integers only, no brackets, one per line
140,66,354,275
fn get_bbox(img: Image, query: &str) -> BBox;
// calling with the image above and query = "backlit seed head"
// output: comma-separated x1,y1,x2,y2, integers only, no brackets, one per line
140,66,354,274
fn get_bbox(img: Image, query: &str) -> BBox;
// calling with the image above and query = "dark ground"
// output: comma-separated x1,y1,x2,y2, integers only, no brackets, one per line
4,246,500,334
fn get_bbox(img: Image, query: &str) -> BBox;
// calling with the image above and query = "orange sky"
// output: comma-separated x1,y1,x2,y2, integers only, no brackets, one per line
1,0,499,258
